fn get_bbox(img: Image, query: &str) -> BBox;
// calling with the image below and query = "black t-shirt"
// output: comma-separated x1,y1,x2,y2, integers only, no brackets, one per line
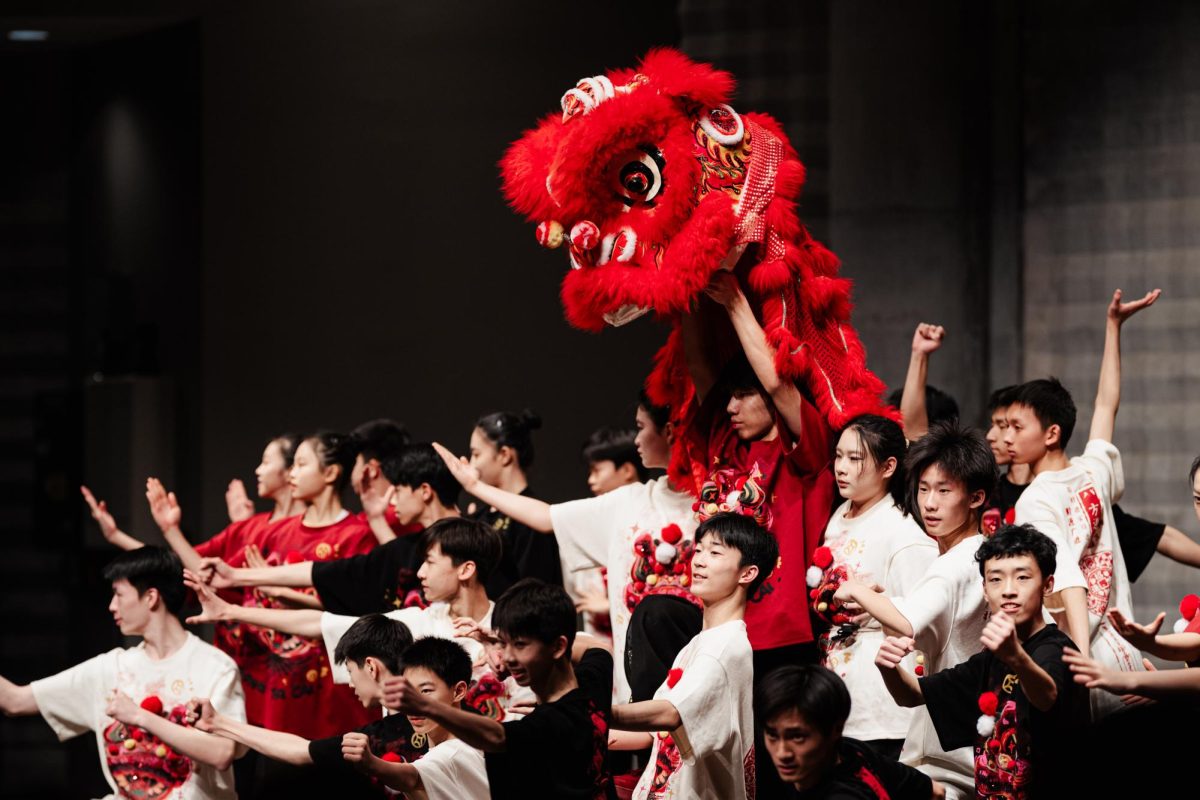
471,488,562,599
920,624,1087,799
485,648,615,800
782,737,932,799
1112,503,1165,583
302,711,428,797
312,535,423,615
990,473,1027,521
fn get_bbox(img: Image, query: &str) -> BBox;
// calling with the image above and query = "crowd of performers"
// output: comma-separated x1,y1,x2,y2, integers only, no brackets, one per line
4,276,1199,800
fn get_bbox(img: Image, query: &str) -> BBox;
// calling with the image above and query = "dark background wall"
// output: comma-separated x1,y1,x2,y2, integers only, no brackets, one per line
2,2,1198,797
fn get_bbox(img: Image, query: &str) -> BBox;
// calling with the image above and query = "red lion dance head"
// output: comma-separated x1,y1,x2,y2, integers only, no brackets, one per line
501,49,890,491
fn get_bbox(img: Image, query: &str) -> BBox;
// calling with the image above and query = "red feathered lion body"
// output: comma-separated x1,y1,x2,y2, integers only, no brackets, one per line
501,49,890,493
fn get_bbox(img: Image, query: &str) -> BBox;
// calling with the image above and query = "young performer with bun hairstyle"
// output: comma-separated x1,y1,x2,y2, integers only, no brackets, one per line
464,409,562,596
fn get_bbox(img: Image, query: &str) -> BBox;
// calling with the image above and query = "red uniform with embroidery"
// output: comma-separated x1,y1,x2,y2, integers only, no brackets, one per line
194,511,294,724
686,394,835,649
243,513,378,739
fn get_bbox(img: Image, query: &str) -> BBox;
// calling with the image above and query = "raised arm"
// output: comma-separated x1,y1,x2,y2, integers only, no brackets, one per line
0,675,38,716
81,486,145,551
192,699,312,765
383,676,507,753
432,442,553,532
146,478,205,573
705,272,806,439
610,700,682,733
225,479,255,523
900,323,945,440
107,692,236,771
681,304,718,404
1090,288,1160,444
183,570,324,638
360,480,398,545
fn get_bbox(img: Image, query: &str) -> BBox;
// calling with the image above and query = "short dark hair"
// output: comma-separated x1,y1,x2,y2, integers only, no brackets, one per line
332,614,414,674
716,354,767,398
305,431,357,493
492,578,577,651
582,426,646,481
754,664,850,739
349,419,411,464
384,443,461,508
840,415,908,509
102,547,187,615
903,423,999,521
695,513,779,598
638,388,671,429
418,517,503,582
1189,453,1200,486
400,637,473,689
985,385,1019,415
976,523,1058,579
1010,378,1076,450
475,410,542,469
887,384,960,427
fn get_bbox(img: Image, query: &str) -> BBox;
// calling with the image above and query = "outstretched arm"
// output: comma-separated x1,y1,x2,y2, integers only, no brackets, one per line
81,486,145,551
183,570,324,638
192,699,311,765
900,323,945,440
705,272,806,440
384,676,507,752
834,580,915,638
146,478,205,573
0,675,38,716
1064,647,1200,700
199,556,315,590
610,700,682,733
1156,526,1200,569
432,443,553,533
1090,288,1160,444
1108,610,1200,663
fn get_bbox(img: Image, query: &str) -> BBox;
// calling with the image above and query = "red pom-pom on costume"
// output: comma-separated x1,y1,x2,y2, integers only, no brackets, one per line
381,752,403,763
666,668,683,689
1180,594,1200,621
978,691,999,717
914,665,925,677
812,546,833,569
1003,508,1016,525
140,696,164,716
661,524,683,544
131,728,144,741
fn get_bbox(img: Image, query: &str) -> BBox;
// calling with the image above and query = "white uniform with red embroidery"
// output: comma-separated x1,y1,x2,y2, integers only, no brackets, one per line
30,633,244,800
550,475,698,704
632,619,754,800
1015,438,1144,718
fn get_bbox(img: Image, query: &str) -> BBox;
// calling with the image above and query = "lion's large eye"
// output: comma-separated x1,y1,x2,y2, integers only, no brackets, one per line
615,146,665,207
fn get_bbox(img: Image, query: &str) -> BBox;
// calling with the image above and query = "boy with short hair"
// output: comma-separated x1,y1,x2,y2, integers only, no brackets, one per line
756,664,941,799
611,512,777,800
347,418,419,545
192,613,427,796
384,579,616,800
832,424,998,799
342,636,489,799
200,443,461,614
0,548,244,800
1005,288,1159,715
876,524,1089,799
582,426,647,495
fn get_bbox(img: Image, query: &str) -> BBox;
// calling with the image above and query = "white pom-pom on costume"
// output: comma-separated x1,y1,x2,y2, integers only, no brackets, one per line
807,566,823,588
655,542,677,566
1175,617,1189,634
698,104,745,146
976,715,995,737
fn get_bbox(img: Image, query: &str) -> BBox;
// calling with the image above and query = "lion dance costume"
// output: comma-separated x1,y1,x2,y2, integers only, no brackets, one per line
501,49,891,493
